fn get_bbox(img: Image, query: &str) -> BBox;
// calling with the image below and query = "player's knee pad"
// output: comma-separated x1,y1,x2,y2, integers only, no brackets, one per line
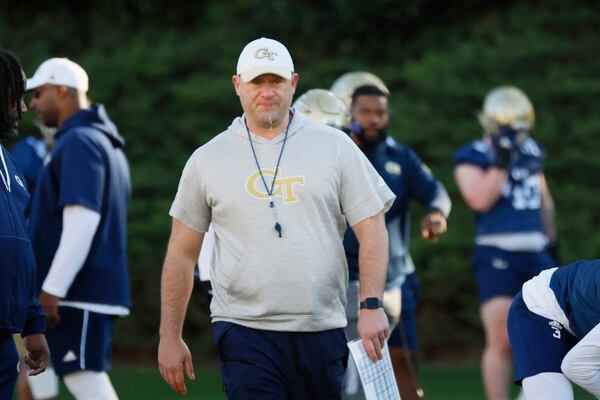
63,370,118,400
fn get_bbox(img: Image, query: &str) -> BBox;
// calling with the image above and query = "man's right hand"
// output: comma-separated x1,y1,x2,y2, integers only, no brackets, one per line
158,335,195,395
23,333,50,376
358,308,389,362
39,291,61,327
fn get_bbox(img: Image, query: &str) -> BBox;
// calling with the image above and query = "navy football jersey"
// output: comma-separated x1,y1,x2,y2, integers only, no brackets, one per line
550,260,600,339
454,138,546,238
345,136,450,289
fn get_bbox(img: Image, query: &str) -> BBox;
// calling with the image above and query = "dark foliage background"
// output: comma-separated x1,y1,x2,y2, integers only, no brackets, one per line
1,0,598,362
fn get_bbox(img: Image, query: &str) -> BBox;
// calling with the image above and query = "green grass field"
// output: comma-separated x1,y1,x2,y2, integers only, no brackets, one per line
43,364,595,399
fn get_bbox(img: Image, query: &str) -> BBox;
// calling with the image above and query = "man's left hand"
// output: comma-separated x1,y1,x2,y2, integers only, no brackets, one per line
23,334,50,376
39,291,61,327
420,211,447,242
357,308,389,362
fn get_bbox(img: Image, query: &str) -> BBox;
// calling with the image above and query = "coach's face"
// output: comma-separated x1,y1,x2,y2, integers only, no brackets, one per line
29,84,61,128
232,73,299,131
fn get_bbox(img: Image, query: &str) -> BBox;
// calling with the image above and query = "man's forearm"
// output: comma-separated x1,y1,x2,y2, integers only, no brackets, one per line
540,176,557,241
356,214,389,300
455,165,508,212
541,205,556,241
159,221,203,338
359,236,388,299
160,251,196,338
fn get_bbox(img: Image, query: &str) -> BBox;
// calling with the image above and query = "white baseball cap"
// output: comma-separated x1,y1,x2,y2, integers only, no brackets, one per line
236,37,294,83
27,58,89,92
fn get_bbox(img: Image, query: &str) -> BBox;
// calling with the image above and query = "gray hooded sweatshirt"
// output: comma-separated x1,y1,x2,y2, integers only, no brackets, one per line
170,112,395,331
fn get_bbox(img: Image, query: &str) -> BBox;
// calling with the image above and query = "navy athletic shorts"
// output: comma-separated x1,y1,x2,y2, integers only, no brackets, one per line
46,307,116,378
508,291,577,384
473,245,556,303
213,321,348,399
388,273,420,351
0,334,18,400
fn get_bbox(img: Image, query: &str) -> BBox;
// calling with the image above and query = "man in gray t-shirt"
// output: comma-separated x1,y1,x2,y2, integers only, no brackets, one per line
158,37,396,399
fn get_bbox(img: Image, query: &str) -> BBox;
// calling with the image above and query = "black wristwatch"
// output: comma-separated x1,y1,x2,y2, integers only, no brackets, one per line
359,297,383,310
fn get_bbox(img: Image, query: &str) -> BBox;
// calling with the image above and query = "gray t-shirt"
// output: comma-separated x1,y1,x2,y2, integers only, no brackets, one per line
170,112,395,331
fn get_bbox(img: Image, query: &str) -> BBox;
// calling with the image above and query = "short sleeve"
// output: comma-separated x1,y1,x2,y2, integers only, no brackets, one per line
405,147,439,205
169,151,211,232
339,140,396,227
22,302,45,337
58,135,105,212
453,141,490,169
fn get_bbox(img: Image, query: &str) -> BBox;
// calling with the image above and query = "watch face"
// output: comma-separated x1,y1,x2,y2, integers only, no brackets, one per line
361,298,383,309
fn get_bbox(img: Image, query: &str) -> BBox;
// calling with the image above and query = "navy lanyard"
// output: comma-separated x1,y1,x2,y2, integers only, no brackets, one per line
245,113,292,238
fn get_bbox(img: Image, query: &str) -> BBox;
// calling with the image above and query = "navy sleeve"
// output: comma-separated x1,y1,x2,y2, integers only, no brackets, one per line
22,302,45,337
11,142,33,191
404,147,440,206
58,132,105,212
453,142,489,169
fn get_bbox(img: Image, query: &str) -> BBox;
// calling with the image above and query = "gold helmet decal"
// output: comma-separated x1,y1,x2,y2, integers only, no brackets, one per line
330,71,389,108
292,89,350,129
479,86,535,135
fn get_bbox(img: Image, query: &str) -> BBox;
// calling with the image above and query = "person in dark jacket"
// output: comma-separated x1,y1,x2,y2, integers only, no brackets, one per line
342,84,451,400
27,58,131,400
0,48,50,400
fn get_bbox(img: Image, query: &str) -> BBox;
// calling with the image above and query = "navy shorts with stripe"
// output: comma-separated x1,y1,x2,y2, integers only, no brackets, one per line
508,291,578,384
473,245,556,303
388,273,420,351
0,334,18,400
46,307,116,378
213,321,348,400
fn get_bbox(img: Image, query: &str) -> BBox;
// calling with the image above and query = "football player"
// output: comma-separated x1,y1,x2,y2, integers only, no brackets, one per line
454,86,558,400
508,259,600,399
293,88,350,129
336,73,451,400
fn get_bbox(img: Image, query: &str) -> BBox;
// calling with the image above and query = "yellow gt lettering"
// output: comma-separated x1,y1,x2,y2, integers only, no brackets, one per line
246,169,305,204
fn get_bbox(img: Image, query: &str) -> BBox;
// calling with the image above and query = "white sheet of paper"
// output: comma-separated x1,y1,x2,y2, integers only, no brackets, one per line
347,339,401,400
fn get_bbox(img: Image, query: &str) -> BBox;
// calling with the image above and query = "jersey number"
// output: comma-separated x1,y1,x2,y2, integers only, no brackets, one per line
509,175,541,210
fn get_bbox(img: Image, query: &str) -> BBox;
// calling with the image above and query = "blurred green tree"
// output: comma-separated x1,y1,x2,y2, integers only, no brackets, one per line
0,0,597,362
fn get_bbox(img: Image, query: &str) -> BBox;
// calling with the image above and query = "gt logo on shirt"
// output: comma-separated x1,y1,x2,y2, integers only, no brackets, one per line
246,169,305,204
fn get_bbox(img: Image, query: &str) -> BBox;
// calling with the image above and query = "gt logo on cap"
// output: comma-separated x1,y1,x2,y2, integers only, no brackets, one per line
254,48,277,61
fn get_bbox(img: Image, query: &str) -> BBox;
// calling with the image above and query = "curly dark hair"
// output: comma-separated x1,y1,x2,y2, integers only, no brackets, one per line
0,49,25,138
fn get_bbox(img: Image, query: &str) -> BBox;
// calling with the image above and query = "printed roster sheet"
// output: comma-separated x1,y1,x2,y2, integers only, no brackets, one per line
347,339,401,400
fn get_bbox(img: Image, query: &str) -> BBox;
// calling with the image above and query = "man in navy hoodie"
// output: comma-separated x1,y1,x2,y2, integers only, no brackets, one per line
0,49,50,400
27,58,131,400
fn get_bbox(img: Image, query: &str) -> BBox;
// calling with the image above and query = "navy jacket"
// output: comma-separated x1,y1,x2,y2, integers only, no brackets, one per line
453,138,546,238
344,136,451,289
29,104,132,307
0,145,45,336
550,260,600,339
11,136,47,193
